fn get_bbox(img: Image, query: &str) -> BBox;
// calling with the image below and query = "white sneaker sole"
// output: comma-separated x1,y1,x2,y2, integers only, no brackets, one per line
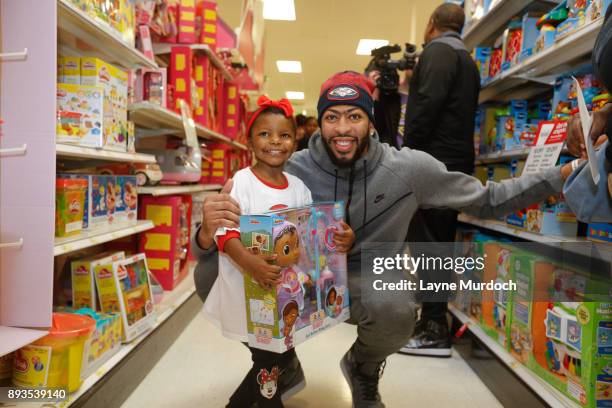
281,377,306,402
398,347,452,357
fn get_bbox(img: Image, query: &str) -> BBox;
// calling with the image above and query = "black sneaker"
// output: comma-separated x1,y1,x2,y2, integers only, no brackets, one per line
279,355,306,401
398,319,452,357
340,349,386,408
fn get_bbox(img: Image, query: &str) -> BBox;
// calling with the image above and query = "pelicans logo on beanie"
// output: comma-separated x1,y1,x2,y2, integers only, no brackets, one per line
317,71,375,124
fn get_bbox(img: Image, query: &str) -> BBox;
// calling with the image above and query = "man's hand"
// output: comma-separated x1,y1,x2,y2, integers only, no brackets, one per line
197,179,241,249
333,221,355,253
242,253,281,290
567,104,612,158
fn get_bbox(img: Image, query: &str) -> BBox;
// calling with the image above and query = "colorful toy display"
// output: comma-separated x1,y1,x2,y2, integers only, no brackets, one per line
115,176,138,224
88,175,118,229
71,252,125,310
80,57,129,152
240,202,349,353
138,195,192,290
55,177,88,237
94,253,155,342
56,83,104,148
587,223,612,243
198,0,218,47
74,308,122,378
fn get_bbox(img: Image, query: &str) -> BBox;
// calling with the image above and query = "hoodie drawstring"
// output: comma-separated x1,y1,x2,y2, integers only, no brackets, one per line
334,169,338,202
363,159,367,236
345,165,355,226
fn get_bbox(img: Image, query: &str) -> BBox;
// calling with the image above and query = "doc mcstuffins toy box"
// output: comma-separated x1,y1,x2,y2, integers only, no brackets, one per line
93,253,155,342
240,202,349,353
527,259,612,408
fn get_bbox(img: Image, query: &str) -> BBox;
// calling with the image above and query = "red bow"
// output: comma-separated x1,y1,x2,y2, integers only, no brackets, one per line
256,95,294,117
257,366,279,385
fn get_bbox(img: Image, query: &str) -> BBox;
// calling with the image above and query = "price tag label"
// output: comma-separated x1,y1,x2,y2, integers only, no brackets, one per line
523,121,567,175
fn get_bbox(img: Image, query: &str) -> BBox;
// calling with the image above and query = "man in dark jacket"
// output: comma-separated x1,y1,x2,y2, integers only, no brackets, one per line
400,3,481,357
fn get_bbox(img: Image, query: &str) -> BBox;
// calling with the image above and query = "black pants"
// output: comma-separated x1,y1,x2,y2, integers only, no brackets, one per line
227,346,296,408
407,162,472,325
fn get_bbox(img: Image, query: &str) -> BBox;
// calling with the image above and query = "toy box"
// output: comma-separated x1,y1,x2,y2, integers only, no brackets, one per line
587,0,612,22
508,252,538,364
56,83,104,148
200,142,232,184
138,195,192,290
193,53,211,126
528,259,612,408
177,0,197,43
474,47,491,84
502,19,523,69
94,253,155,342
169,46,194,112
71,252,125,310
115,176,138,224
197,1,217,48
133,68,168,107
553,76,574,119
519,12,543,61
80,57,128,152
62,57,81,85
587,223,612,243
240,202,350,352
223,81,241,139
75,308,122,378
137,25,155,61
568,0,591,22
535,25,557,53
479,243,515,350
489,38,503,79
58,174,90,229
89,175,117,230
55,177,88,237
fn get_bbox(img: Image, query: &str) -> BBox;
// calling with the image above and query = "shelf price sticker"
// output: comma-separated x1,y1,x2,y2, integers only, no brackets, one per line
523,121,567,176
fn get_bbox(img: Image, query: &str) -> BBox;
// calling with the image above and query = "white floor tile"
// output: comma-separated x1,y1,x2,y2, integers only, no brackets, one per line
122,312,502,408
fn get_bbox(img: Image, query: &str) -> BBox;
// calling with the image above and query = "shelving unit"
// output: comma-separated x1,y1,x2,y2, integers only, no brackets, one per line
0,327,49,358
475,147,530,165
56,143,157,164
57,0,157,69
129,102,247,150
137,184,222,196
152,42,234,81
57,265,197,408
450,305,580,408
479,18,603,103
54,220,155,256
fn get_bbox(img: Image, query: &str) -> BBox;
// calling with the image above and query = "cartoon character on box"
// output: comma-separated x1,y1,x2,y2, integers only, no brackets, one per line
106,179,117,223
281,300,299,348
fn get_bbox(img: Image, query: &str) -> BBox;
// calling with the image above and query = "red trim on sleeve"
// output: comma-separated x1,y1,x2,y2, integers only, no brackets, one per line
249,168,289,189
217,230,241,252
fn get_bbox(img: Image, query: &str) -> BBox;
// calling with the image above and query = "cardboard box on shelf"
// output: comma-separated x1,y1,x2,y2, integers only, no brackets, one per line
56,84,104,148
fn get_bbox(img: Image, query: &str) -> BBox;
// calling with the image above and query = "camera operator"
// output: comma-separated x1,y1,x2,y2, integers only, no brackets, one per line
400,3,481,358
365,45,416,149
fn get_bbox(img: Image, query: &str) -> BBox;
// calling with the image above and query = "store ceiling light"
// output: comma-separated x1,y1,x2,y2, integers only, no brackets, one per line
276,60,302,73
286,91,304,100
356,39,389,56
263,0,296,21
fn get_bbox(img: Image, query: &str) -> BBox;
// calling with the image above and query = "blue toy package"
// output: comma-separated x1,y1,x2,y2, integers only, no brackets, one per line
587,223,612,243
89,175,116,229
474,47,492,84
240,202,349,352
519,12,542,62
552,76,574,119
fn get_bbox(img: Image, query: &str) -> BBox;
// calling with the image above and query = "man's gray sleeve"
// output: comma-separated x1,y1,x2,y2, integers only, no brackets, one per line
410,150,564,218
191,226,219,303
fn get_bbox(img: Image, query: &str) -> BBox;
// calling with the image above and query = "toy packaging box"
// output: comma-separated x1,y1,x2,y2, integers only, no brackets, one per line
527,259,612,408
200,142,232,184
197,0,218,47
75,308,122,379
519,12,543,62
61,56,81,85
138,195,192,290
80,57,128,152
587,223,612,243
57,173,90,229
94,253,155,342
89,175,117,229
169,46,194,112
71,251,125,310
115,176,138,224
240,202,350,353
56,83,104,148
55,177,88,237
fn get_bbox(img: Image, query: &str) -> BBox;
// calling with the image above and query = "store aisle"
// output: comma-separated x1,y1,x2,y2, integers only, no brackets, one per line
123,306,502,408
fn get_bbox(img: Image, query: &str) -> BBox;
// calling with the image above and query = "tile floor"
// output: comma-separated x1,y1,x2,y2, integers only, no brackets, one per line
123,312,502,408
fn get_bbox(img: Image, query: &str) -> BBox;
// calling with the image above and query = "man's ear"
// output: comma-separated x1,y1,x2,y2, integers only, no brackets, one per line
369,122,375,136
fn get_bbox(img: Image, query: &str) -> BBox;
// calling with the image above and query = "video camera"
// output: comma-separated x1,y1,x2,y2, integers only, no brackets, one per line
370,43,417,93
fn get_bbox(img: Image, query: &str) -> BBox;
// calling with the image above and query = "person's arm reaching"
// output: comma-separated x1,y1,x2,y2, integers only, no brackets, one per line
223,239,281,289
410,150,574,219
403,44,456,150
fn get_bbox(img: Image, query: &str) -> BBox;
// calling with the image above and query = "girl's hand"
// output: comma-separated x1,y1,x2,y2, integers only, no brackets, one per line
333,221,355,253
242,253,281,289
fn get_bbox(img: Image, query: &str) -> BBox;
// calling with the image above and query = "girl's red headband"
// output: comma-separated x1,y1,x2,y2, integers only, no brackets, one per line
246,95,295,137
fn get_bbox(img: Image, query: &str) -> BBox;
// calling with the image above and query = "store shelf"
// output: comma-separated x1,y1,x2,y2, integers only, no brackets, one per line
475,147,531,165
56,143,157,164
58,265,197,407
449,305,580,408
129,102,247,150
463,0,533,50
137,184,222,196
54,220,154,256
0,326,48,357
152,42,233,81
57,0,157,69
479,17,603,103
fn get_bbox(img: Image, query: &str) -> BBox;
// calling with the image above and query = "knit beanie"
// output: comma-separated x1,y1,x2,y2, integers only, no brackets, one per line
317,71,376,124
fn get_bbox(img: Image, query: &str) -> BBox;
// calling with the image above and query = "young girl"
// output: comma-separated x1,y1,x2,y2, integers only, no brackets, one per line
203,96,354,407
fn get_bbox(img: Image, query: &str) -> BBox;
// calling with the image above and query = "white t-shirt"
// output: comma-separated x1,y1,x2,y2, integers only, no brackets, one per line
203,167,313,341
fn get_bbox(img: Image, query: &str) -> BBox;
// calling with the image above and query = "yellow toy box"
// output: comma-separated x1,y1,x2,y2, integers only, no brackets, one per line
80,57,128,152
63,56,81,84
56,83,104,148
71,252,125,310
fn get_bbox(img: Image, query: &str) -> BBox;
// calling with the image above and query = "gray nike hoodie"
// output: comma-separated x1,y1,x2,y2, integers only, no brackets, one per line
192,131,564,290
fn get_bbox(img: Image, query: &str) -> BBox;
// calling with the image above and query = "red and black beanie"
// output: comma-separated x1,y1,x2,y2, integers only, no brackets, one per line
317,71,376,124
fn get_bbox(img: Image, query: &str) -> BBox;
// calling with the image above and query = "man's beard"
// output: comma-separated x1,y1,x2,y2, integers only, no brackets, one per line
322,135,370,168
